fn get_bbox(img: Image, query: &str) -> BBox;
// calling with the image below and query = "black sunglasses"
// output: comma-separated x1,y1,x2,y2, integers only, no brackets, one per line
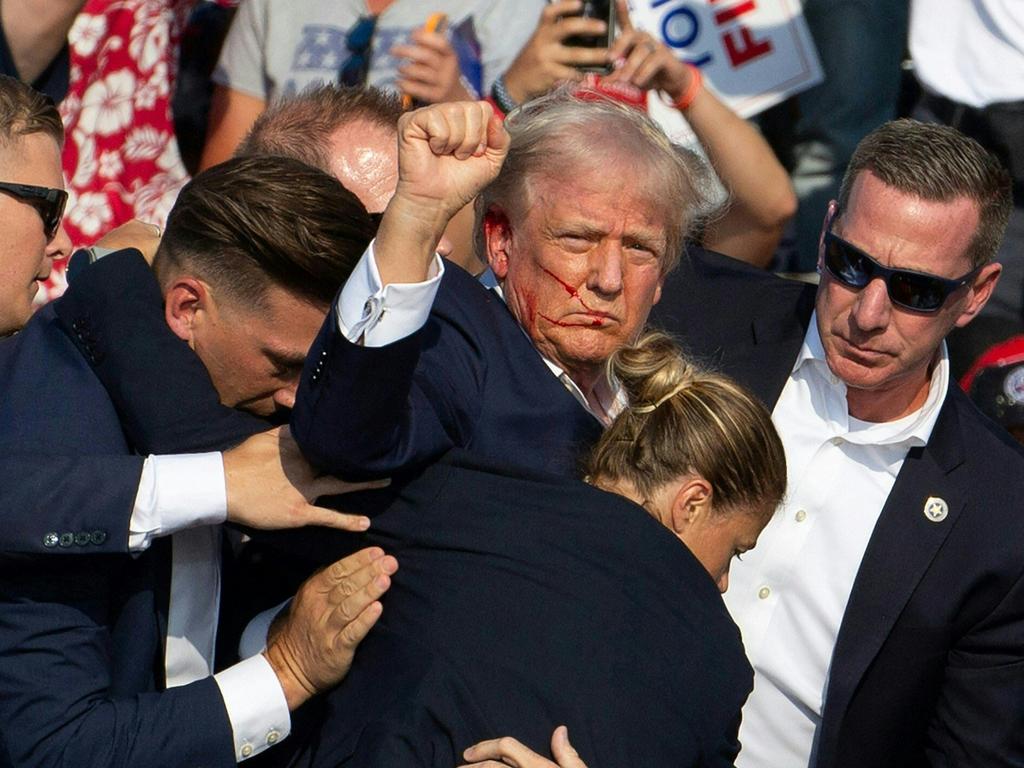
822,227,980,313
338,15,378,88
0,181,67,240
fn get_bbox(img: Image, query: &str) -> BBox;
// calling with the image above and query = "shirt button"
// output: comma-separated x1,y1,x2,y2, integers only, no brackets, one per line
758,586,771,600
795,509,807,523
240,744,254,758
830,436,844,446
830,374,839,386
266,730,280,745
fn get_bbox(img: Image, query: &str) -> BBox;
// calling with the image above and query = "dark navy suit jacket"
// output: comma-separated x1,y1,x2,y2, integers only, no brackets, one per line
286,462,750,768
291,260,603,484
651,246,1024,768
0,302,238,768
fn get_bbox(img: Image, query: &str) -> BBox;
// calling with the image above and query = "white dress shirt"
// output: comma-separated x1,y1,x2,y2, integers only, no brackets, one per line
127,451,290,760
338,244,623,423
723,315,949,767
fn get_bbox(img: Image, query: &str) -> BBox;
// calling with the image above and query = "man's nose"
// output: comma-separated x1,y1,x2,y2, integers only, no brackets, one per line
273,383,298,411
587,243,624,297
47,222,72,261
851,277,891,333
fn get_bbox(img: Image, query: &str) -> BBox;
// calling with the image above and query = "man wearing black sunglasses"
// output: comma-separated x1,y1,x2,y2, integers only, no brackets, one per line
0,74,70,336
653,119,1023,767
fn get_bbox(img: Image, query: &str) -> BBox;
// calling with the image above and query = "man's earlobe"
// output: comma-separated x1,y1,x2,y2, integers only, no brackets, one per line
164,278,207,346
483,208,512,279
956,262,1002,328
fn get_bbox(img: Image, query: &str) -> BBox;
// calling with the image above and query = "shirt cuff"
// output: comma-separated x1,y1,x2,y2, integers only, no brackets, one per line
238,599,292,660
214,654,291,762
337,239,445,347
128,453,228,552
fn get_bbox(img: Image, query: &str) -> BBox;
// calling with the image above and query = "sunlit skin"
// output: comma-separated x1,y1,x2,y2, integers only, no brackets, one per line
598,474,767,593
166,280,328,418
0,132,72,335
484,165,667,411
816,171,1000,422
327,120,399,214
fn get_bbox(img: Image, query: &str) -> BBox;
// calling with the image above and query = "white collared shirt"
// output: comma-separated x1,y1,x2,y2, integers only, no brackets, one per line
723,314,949,768
129,451,290,760
338,243,622,424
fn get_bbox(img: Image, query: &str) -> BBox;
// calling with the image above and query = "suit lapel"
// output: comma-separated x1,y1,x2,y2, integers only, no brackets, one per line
817,393,965,763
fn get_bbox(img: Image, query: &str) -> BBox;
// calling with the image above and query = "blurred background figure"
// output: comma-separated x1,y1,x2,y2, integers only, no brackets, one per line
200,0,544,169
909,0,1024,377
960,335,1024,445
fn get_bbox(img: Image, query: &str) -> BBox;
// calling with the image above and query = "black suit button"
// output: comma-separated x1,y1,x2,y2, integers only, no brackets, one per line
43,532,59,548
58,532,74,547
74,531,91,546
90,530,107,545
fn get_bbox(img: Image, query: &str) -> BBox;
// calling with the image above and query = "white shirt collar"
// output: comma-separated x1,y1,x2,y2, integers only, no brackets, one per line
793,312,949,448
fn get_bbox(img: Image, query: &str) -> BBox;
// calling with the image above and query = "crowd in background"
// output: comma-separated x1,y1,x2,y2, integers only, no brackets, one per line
1,1,1023,767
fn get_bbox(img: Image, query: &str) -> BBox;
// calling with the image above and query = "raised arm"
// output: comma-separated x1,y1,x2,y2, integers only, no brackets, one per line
291,101,508,478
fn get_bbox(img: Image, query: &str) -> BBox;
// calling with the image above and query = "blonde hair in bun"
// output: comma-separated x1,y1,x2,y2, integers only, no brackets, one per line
588,332,786,517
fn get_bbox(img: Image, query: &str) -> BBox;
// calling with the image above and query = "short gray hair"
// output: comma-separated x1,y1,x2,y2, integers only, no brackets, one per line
475,89,711,273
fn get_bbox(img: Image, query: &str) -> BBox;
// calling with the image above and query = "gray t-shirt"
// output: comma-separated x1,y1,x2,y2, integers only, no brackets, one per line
214,0,545,103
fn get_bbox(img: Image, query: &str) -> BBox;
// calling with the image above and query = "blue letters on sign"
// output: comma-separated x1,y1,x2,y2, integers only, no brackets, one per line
649,0,713,68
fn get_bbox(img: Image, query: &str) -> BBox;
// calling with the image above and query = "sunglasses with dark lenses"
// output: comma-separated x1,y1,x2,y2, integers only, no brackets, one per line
822,229,980,313
0,181,68,240
338,15,378,88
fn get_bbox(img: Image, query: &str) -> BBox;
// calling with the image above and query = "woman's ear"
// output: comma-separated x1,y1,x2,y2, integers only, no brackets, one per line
669,475,713,534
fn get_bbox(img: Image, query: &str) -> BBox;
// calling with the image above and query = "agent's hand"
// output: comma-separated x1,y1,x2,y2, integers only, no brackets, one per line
223,426,383,532
392,29,473,105
95,218,163,264
375,100,508,284
264,547,398,710
502,0,609,104
460,726,588,768
604,0,693,102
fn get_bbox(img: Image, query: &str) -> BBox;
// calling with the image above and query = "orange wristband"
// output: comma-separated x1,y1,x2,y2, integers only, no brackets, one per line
668,64,703,111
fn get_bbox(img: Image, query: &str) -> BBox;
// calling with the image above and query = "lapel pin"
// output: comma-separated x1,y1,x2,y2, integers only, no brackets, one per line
923,496,949,523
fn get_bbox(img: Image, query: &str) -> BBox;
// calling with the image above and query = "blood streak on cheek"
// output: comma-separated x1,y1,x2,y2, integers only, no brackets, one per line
539,266,601,314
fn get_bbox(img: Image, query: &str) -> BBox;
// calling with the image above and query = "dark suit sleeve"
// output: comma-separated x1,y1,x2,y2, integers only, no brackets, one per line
0,555,236,768
925,565,1024,765
291,292,485,479
0,455,141,554
54,250,266,455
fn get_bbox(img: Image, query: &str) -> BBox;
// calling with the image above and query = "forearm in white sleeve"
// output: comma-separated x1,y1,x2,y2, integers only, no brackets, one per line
128,453,228,552
338,240,445,347
215,654,291,761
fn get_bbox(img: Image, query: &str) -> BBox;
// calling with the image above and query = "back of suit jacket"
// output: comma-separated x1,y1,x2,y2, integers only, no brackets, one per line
284,463,751,768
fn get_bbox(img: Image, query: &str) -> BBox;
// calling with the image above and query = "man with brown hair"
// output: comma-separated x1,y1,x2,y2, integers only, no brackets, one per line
0,154,397,768
653,118,1024,767
0,73,70,335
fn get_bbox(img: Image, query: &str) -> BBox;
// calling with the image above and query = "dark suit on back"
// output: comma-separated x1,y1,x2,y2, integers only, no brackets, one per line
281,462,750,768
650,246,1024,767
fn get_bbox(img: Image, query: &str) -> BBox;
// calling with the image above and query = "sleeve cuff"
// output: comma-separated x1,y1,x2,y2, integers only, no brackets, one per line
214,654,291,761
238,599,291,660
128,453,228,551
337,240,445,347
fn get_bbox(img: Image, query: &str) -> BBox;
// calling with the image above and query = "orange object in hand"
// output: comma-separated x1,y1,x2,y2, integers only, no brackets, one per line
402,12,449,109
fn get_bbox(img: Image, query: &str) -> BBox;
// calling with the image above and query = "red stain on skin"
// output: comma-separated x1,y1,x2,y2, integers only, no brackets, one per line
539,266,609,322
